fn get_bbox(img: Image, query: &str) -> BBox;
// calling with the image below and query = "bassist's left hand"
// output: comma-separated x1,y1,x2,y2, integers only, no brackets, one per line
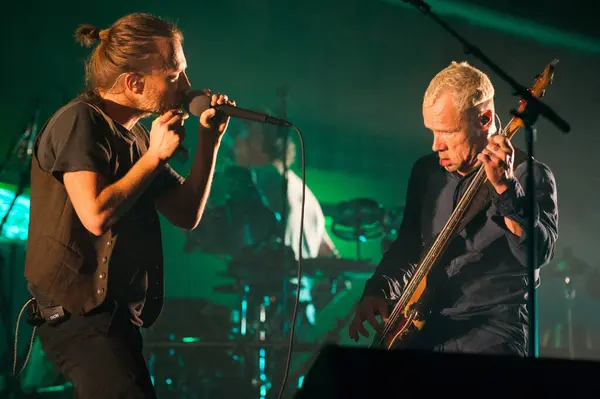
477,135,515,194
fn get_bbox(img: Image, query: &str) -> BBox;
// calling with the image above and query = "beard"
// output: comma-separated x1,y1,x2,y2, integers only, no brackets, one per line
136,84,183,116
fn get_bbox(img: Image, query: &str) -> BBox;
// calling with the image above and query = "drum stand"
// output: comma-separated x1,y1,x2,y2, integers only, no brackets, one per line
228,279,276,398
563,276,576,359
227,244,300,398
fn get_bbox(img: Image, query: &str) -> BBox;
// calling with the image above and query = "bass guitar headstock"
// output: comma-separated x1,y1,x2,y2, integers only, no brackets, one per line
504,59,559,139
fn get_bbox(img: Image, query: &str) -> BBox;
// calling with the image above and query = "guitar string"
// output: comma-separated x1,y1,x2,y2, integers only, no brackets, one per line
376,166,487,344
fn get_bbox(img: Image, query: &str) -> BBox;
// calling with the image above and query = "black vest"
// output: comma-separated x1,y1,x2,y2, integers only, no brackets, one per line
24,100,164,327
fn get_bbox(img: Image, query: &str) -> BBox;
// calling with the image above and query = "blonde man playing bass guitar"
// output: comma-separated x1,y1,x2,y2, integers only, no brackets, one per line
349,61,559,355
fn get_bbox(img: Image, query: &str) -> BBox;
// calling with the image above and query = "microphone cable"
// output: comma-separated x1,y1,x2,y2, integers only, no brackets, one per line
275,123,305,399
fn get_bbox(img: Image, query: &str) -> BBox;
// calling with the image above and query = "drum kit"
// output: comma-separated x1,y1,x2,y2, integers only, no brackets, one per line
144,165,404,399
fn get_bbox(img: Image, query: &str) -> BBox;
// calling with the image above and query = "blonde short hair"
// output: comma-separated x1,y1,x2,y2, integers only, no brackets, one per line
423,61,495,117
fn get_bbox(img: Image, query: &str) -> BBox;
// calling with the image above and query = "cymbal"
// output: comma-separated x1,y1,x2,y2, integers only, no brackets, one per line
219,254,375,281
331,198,385,241
214,279,306,294
218,266,297,282
216,243,299,284
301,257,375,276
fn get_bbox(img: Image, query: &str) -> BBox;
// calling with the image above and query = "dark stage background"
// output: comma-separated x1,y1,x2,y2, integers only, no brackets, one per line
0,0,598,397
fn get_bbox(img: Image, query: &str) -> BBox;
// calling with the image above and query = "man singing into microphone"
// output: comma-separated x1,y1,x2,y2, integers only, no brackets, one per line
23,13,232,398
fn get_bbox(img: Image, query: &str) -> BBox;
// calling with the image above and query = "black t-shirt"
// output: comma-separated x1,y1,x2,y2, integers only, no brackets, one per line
36,99,184,307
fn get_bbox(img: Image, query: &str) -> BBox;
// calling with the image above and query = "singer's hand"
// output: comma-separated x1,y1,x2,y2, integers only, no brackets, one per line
148,109,189,161
199,92,235,136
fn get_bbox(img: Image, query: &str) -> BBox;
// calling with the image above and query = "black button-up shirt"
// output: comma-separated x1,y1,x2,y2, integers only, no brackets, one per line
363,150,559,354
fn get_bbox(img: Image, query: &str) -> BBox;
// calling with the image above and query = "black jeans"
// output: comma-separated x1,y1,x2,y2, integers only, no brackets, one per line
36,301,157,399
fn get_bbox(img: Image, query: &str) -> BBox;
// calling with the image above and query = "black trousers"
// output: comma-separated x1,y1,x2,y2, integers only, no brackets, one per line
405,313,528,356
36,302,157,399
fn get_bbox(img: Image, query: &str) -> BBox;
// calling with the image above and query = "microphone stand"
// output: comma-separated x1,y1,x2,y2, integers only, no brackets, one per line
0,101,40,398
400,0,570,359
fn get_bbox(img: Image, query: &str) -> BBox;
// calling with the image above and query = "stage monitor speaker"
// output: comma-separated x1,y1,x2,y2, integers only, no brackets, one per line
294,344,600,398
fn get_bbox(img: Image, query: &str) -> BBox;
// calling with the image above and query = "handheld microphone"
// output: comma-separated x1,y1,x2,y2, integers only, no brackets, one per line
183,90,292,127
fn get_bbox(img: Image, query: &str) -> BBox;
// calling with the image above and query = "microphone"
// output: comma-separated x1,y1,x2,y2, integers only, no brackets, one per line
17,102,41,161
183,90,292,127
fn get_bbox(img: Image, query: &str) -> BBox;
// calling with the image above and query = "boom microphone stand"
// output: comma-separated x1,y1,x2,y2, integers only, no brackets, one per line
399,0,570,358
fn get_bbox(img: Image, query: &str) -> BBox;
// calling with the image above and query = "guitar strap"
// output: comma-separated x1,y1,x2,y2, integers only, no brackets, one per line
456,148,528,233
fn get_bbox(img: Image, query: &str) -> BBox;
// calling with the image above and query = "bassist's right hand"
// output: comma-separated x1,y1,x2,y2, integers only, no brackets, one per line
348,296,389,342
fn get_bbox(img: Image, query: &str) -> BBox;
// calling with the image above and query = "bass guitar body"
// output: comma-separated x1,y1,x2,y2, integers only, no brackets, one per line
372,277,432,350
